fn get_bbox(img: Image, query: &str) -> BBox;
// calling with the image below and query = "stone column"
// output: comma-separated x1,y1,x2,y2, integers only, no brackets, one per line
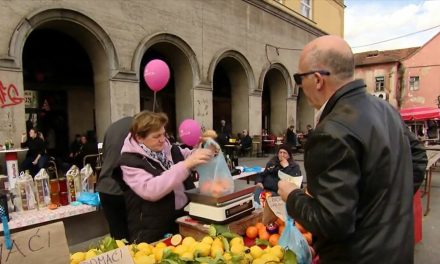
248,92,262,136
0,69,26,147
193,84,213,131
286,96,298,127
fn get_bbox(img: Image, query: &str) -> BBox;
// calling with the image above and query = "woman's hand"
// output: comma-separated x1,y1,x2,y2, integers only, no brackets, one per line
32,154,41,165
184,148,214,169
256,182,264,189
279,157,289,168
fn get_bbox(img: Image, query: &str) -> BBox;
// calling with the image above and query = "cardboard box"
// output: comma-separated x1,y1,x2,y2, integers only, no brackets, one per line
262,196,287,225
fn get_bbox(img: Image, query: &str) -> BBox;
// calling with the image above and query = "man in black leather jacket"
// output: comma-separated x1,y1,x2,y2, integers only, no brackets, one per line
278,35,427,264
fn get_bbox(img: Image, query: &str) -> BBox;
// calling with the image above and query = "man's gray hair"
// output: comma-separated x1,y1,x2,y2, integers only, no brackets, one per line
308,48,354,80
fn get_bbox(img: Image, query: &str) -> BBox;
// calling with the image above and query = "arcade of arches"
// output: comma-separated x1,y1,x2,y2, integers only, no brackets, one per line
0,6,319,159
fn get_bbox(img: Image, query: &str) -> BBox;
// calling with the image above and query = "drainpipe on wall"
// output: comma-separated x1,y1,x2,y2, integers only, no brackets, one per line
397,62,405,109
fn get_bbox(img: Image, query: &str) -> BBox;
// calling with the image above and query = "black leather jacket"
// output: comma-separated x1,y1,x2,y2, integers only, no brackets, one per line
286,80,426,264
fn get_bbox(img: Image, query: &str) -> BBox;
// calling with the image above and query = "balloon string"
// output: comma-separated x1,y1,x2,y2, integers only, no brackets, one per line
153,91,156,112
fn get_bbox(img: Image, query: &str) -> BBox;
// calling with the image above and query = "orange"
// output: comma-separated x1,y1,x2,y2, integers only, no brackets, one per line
255,222,265,231
278,225,285,235
275,218,285,227
258,229,270,241
295,222,307,234
246,226,259,239
303,232,312,245
268,234,280,246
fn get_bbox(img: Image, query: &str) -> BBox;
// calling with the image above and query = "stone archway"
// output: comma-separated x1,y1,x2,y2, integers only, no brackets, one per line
10,8,119,141
208,50,256,136
132,33,200,135
259,62,294,136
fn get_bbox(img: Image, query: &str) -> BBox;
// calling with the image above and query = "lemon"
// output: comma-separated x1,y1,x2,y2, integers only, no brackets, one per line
269,245,284,259
210,245,224,258
135,250,147,258
170,234,183,246
70,252,86,263
153,247,163,262
231,244,245,255
261,253,280,262
212,237,223,249
85,249,98,260
173,245,187,256
244,253,253,263
134,255,156,264
155,242,167,249
250,245,264,259
201,236,214,245
195,242,211,257
138,242,153,254
252,258,266,264
181,251,194,261
223,252,233,261
230,237,244,247
116,240,125,248
182,236,196,247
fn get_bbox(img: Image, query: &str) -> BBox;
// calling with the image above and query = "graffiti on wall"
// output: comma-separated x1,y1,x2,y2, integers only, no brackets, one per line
196,98,209,118
0,81,24,108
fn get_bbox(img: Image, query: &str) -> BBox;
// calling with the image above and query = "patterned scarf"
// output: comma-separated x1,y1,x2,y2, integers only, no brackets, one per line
139,143,173,170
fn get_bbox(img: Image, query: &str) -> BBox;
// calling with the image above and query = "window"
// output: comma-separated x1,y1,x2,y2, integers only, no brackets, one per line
375,76,385,92
409,76,419,91
301,0,312,19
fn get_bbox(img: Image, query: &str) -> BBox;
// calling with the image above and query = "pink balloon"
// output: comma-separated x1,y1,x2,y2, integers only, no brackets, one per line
143,59,170,92
179,119,202,146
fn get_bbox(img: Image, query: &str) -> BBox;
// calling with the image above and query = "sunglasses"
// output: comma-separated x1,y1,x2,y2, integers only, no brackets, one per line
293,70,331,85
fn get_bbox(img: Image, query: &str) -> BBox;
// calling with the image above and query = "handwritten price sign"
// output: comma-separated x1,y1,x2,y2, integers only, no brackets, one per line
80,247,134,264
0,221,70,264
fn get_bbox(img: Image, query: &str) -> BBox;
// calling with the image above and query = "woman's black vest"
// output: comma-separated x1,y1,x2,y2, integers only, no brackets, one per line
117,145,195,243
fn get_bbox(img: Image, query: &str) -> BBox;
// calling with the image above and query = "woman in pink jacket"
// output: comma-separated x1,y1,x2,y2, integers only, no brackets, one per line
119,111,214,243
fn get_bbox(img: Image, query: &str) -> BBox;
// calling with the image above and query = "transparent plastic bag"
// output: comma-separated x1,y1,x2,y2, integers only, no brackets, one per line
279,215,312,264
196,139,234,197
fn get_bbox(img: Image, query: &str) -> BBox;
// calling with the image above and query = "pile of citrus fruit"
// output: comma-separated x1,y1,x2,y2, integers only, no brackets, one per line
69,230,299,264
245,218,285,247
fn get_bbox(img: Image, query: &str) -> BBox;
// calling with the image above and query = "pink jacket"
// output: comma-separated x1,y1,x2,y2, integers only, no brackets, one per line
120,134,192,209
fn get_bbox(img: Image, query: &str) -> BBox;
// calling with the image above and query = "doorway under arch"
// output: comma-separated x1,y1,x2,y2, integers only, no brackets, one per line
134,34,199,139
212,57,250,137
22,28,96,158
11,8,118,142
262,67,290,137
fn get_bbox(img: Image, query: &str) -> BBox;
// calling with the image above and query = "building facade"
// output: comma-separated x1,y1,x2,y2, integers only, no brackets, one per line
401,32,440,109
354,48,419,108
0,0,344,156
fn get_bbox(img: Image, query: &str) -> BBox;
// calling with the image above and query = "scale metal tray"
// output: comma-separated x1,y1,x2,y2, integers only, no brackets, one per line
185,180,256,206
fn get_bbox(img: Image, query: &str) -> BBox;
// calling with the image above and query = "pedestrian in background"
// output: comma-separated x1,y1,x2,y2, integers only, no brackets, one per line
278,35,426,264
216,119,231,148
96,116,132,240
254,143,301,204
20,127,47,176
285,125,298,148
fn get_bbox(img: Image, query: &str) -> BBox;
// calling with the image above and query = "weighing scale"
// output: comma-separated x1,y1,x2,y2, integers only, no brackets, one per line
185,181,256,224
